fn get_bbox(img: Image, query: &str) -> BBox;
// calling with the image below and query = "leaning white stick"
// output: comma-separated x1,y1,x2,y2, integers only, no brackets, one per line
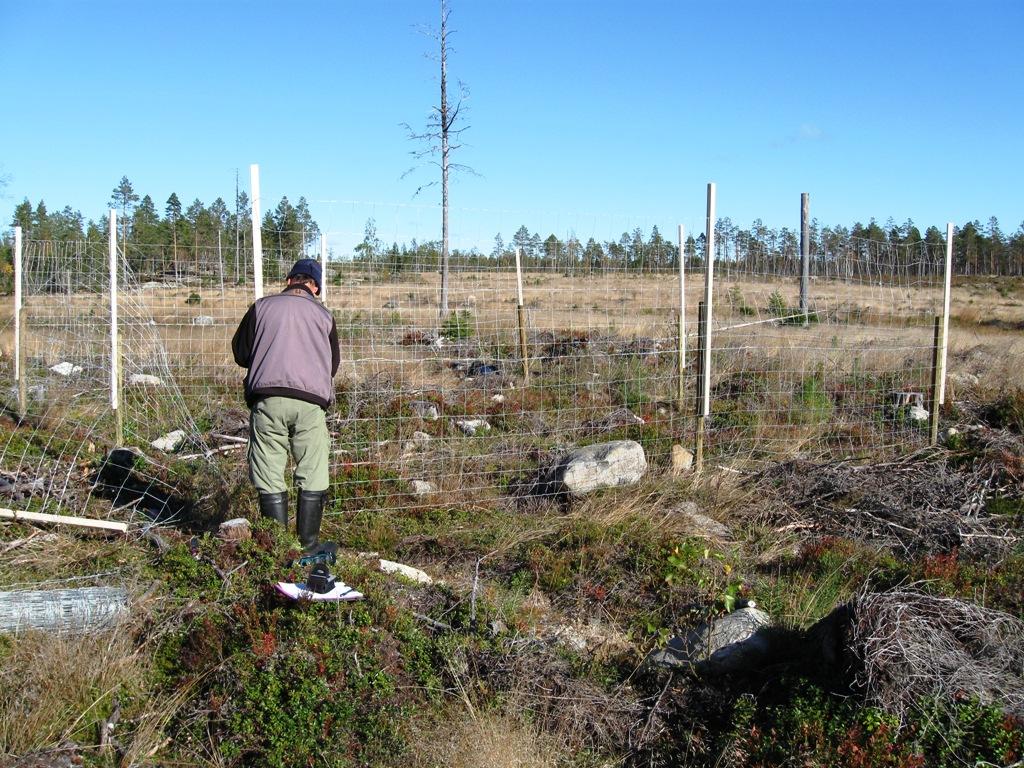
0,508,128,533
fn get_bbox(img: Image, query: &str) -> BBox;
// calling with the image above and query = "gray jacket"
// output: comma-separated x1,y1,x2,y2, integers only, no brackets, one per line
232,285,340,409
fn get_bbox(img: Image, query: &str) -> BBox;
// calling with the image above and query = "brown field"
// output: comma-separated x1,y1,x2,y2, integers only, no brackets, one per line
0,270,1020,491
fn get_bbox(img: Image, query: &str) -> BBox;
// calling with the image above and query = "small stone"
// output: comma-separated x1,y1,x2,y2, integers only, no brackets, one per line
672,501,732,540
412,431,432,445
491,394,505,404
218,517,251,542
410,480,435,496
907,405,929,422
671,444,694,475
50,362,83,376
150,429,186,452
456,418,491,436
379,559,433,584
941,427,960,444
128,373,163,386
192,315,215,327
410,401,440,421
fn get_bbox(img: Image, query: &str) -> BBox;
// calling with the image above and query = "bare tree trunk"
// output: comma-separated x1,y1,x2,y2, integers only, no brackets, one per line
438,0,451,318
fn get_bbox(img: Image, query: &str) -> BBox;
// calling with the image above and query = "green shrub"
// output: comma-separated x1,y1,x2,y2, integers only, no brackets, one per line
794,375,833,424
767,290,788,317
441,309,474,339
185,292,201,305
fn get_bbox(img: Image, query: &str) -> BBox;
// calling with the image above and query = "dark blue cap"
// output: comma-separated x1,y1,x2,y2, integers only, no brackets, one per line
287,258,322,292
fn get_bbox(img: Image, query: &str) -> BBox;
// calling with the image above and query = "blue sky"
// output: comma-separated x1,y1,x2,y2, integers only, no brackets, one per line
1,0,1021,250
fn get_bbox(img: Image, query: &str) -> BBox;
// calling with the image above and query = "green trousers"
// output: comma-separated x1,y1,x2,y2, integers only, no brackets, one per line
248,397,330,493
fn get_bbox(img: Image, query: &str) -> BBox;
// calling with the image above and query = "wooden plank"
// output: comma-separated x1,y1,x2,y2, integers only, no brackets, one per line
0,508,128,533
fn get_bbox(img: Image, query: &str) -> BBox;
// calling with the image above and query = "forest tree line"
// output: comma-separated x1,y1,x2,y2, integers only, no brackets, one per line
4,176,1024,282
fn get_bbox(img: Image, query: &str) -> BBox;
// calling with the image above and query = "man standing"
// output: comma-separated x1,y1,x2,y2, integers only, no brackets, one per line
232,258,339,550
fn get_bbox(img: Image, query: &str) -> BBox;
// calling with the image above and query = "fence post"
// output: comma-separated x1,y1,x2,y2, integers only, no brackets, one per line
694,300,707,470
800,192,810,326
938,222,954,406
929,316,942,445
514,247,530,384
676,224,686,411
250,164,264,300
13,226,25,419
109,209,123,445
320,232,328,304
217,229,225,302
700,182,716,466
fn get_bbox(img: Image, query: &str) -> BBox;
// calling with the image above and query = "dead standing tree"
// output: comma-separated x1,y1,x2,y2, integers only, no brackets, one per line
402,0,474,320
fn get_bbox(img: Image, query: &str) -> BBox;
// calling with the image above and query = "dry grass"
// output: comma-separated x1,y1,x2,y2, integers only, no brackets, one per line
0,626,148,757
408,710,566,768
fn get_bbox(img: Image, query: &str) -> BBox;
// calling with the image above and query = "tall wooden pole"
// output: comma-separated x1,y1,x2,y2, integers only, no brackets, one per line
929,316,942,445
676,224,686,410
14,226,25,419
515,247,530,384
217,229,225,301
938,222,954,405
250,164,264,300
320,233,328,304
694,301,707,471
701,183,716,421
109,210,123,445
800,192,810,326
695,183,717,470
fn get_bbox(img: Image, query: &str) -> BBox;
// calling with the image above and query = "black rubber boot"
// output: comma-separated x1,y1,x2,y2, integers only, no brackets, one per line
296,490,326,550
258,491,289,526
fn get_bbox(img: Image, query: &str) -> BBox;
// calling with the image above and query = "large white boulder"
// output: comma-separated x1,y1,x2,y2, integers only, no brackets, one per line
549,440,647,495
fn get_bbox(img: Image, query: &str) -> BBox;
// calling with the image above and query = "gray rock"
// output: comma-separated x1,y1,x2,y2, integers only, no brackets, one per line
192,315,215,327
673,501,731,540
456,418,491,436
646,606,772,674
548,440,647,495
128,373,163,386
549,619,633,656
410,480,435,496
671,444,694,475
49,361,83,376
150,429,186,452
411,431,432,445
410,400,440,421
218,517,251,542
379,559,433,584
907,404,929,422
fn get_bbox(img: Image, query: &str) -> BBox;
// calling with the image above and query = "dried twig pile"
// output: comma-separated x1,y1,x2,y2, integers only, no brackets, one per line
752,428,1023,556
853,589,1024,721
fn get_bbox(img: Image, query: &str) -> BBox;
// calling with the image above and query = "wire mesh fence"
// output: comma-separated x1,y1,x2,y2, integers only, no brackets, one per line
0,219,950,522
